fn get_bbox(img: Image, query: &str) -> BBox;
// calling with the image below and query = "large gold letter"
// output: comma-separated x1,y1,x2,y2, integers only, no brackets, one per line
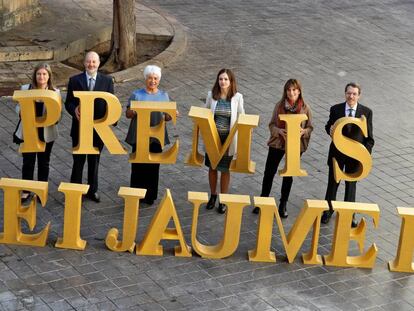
73,91,126,154
129,101,178,164
278,114,308,177
248,197,326,264
185,107,259,173
323,201,379,268
0,178,50,246
388,207,414,273
55,182,89,250
332,116,372,182
105,187,146,252
13,89,62,153
136,189,191,257
189,192,249,258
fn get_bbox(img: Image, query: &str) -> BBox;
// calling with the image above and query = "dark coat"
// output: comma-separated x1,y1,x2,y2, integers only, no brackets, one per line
325,102,374,165
64,72,114,148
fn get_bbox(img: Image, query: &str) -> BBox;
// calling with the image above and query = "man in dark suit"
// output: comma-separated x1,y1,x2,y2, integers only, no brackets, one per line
65,51,114,202
321,82,374,227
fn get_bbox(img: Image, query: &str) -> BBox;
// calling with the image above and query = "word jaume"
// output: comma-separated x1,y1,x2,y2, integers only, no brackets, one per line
0,90,412,273
0,179,413,273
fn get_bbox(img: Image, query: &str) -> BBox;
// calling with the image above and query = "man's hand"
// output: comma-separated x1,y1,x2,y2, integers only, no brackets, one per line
75,106,80,120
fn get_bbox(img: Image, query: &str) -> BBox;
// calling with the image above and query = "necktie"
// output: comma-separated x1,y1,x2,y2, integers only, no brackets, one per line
345,108,354,135
89,78,95,91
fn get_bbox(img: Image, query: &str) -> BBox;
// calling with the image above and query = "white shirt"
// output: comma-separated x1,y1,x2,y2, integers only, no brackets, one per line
85,72,97,90
345,102,358,117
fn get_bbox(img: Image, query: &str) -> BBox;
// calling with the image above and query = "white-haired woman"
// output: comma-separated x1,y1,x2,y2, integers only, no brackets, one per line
125,65,173,205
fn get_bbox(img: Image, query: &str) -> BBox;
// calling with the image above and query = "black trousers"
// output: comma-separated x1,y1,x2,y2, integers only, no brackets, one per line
22,141,54,182
70,142,103,195
324,156,359,211
260,147,298,202
130,142,162,201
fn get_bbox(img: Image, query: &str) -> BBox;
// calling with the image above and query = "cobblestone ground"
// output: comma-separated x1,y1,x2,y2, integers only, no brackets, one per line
1,0,414,310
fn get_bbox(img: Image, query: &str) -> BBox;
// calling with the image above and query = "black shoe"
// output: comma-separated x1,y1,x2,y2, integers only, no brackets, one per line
321,210,333,224
252,207,260,214
142,198,154,206
206,194,217,210
21,191,33,204
217,203,227,214
86,192,100,203
278,200,288,218
351,214,358,228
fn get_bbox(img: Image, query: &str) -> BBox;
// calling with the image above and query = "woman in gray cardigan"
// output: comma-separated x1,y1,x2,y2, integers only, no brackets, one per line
204,68,245,214
15,63,59,203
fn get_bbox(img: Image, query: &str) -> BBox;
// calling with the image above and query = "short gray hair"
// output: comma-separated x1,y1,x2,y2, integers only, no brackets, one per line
143,65,162,80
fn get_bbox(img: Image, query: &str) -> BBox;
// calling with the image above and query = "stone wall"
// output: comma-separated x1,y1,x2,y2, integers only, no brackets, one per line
0,0,41,31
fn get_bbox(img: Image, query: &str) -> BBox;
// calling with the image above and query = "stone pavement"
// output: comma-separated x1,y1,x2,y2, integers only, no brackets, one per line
1,0,414,310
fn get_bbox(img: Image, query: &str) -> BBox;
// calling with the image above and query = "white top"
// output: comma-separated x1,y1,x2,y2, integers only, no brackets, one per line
345,102,358,117
204,91,245,157
15,84,60,143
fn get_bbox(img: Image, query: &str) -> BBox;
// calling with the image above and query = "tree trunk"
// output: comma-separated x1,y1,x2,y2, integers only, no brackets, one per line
103,0,137,71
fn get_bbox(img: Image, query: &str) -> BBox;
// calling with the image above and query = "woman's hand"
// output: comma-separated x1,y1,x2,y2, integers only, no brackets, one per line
278,128,287,139
75,106,81,120
126,108,136,119
164,110,179,121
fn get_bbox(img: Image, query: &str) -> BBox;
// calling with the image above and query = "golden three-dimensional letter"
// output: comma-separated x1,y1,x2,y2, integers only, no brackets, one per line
189,192,250,258
278,114,308,177
73,91,127,155
105,187,146,252
129,101,178,164
331,116,372,182
248,198,326,264
388,207,414,273
185,107,259,173
136,189,191,257
55,182,89,250
324,201,379,268
0,178,50,246
13,89,61,153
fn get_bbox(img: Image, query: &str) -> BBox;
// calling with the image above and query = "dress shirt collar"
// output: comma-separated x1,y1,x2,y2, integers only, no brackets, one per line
345,102,358,116
85,72,97,81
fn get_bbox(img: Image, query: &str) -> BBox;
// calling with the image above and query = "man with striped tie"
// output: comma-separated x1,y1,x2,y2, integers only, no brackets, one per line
65,51,114,202
321,82,375,227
